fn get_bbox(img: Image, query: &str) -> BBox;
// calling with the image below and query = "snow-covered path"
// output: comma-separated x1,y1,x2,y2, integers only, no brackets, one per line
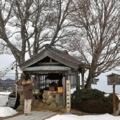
4,112,120,120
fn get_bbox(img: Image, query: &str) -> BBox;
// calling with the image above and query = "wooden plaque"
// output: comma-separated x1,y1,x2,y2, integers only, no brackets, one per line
107,73,120,85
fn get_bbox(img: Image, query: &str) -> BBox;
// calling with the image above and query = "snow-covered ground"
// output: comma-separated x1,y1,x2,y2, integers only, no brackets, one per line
46,114,120,120
0,91,120,119
0,107,18,117
0,91,11,96
0,91,18,117
0,92,17,117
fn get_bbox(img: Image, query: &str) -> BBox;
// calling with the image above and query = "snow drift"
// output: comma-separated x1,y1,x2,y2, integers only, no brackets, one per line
0,107,18,117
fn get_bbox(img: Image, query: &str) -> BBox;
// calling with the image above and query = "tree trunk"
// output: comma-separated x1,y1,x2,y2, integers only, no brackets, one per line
85,70,93,89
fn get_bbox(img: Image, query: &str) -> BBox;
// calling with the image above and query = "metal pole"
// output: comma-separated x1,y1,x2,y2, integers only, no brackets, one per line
15,61,18,81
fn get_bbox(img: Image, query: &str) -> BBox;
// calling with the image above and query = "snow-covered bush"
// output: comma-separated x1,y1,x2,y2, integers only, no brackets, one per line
71,89,105,104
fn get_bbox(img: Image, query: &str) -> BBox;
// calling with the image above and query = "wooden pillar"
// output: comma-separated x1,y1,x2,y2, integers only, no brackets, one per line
81,72,85,89
63,76,66,106
76,71,80,90
81,68,85,89
63,72,70,106
113,85,117,116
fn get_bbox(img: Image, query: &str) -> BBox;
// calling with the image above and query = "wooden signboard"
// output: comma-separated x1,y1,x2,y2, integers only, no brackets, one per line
107,73,120,115
107,73,120,85
66,80,71,113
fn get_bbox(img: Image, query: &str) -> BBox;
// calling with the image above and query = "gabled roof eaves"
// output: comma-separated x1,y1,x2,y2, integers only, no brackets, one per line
20,47,82,70
20,48,47,70
49,48,81,65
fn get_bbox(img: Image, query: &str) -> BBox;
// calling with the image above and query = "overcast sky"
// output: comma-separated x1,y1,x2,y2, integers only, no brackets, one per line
0,54,15,68
0,54,16,79
0,54,120,94
92,72,120,94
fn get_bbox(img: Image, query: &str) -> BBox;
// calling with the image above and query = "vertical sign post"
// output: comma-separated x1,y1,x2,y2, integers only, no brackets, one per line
113,85,117,115
107,73,120,116
66,80,71,113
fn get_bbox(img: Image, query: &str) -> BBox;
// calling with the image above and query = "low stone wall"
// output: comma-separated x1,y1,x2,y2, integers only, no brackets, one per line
42,90,63,108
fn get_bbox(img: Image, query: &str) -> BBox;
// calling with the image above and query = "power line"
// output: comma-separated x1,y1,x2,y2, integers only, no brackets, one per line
0,61,16,78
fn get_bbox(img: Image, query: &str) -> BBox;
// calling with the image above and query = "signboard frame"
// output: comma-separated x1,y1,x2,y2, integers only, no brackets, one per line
107,73,120,85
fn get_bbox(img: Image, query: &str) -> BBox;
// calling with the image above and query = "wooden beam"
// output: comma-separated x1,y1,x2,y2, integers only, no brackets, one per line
37,62,61,65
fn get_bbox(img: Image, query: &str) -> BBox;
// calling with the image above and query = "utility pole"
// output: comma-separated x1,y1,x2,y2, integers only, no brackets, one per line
15,61,18,81
15,60,18,97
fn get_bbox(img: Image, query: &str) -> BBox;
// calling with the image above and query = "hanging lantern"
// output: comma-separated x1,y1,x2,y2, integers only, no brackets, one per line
57,87,63,93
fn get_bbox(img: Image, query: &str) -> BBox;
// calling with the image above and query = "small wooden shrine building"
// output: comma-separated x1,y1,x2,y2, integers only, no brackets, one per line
20,47,86,106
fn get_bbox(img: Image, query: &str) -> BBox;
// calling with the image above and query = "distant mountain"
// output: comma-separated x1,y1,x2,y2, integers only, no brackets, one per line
4,78,15,84
5,78,14,81
0,81,4,88
0,79,5,87
0,78,16,90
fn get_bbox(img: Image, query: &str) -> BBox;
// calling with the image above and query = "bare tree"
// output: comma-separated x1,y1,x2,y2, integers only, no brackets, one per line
0,0,75,64
66,0,120,89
